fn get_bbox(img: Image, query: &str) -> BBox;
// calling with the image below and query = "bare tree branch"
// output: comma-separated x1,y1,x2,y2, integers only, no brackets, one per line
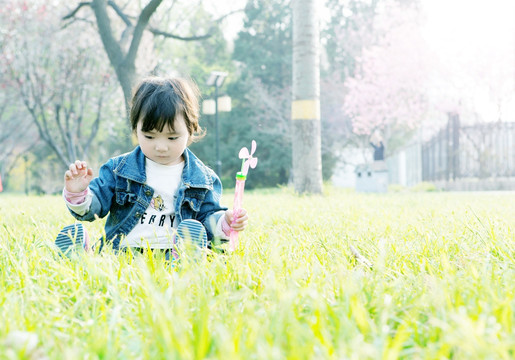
26,102,69,167
212,8,245,25
91,0,124,67
0,102,10,144
54,104,69,156
0,132,10,145
125,0,163,67
168,0,202,33
83,96,103,157
107,0,132,26
149,8,244,41
4,3,113,170
62,2,92,21
62,0,241,112
61,17,96,30
148,27,211,41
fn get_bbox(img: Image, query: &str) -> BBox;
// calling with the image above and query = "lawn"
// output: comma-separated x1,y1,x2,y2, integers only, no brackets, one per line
0,188,514,359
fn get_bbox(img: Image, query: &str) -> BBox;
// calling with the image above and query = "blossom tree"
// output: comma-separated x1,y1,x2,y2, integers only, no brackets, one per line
343,0,515,149
342,2,431,149
320,0,379,150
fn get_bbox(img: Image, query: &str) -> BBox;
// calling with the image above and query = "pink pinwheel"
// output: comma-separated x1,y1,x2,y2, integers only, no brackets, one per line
230,140,258,252
238,140,258,176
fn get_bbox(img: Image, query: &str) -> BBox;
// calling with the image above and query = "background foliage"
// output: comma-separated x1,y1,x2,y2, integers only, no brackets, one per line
1,0,513,192
0,0,389,191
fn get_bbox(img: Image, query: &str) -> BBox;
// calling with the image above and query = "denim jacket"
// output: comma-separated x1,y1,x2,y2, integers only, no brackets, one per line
67,146,227,249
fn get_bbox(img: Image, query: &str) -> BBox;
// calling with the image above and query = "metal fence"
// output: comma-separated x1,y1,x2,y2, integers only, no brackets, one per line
386,115,515,188
421,115,515,181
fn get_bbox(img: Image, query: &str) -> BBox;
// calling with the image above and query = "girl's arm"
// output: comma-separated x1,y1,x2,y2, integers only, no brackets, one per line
63,161,94,217
64,159,116,221
63,187,93,216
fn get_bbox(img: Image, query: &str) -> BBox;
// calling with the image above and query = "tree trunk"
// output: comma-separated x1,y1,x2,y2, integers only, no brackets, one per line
91,0,162,113
291,0,323,194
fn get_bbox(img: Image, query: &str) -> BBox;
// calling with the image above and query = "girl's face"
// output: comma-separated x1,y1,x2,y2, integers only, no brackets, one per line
136,114,190,166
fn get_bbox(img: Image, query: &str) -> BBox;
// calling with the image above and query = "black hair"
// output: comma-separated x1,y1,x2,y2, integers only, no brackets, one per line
129,76,204,140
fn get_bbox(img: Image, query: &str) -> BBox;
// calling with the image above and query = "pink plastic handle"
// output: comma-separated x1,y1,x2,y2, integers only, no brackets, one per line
229,177,246,251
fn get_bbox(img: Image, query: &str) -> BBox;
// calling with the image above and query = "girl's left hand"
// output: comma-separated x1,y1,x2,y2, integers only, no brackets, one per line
225,208,249,232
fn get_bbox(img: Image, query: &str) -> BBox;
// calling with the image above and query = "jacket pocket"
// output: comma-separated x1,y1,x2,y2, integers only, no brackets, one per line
185,198,201,212
184,189,207,212
115,191,137,206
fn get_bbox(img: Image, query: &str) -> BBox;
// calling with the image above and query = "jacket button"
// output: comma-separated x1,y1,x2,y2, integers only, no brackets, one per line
135,212,141,218
145,190,151,196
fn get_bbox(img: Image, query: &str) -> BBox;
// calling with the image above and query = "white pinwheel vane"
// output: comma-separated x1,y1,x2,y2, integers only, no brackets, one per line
238,140,258,176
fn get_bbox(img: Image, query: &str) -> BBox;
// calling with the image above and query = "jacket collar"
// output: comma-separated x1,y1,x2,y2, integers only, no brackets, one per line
114,146,213,190
113,146,147,183
182,148,214,190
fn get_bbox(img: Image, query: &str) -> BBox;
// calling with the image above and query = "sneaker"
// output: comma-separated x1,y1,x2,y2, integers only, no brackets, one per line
55,223,89,256
176,219,208,249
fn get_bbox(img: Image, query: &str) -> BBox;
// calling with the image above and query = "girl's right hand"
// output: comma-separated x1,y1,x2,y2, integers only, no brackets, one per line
64,160,94,193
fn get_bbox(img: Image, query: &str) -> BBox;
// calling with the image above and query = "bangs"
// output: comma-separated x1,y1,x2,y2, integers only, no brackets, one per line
130,76,202,139
137,84,182,132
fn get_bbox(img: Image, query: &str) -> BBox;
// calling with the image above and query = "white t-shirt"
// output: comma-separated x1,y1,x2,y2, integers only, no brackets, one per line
119,158,183,249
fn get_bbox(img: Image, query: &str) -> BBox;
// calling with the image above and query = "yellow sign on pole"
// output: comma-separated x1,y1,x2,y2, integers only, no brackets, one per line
291,99,320,120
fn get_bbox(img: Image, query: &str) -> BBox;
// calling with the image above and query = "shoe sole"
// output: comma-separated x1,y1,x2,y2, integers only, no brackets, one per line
55,224,85,255
176,219,208,248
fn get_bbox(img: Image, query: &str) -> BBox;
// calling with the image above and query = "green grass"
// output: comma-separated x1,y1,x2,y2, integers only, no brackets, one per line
1,187,514,359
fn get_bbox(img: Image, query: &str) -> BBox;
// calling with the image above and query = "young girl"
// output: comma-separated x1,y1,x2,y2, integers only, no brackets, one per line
56,76,248,255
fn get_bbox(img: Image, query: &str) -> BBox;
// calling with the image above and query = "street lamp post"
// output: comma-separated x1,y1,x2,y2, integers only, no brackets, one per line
214,81,221,176
204,71,229,176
